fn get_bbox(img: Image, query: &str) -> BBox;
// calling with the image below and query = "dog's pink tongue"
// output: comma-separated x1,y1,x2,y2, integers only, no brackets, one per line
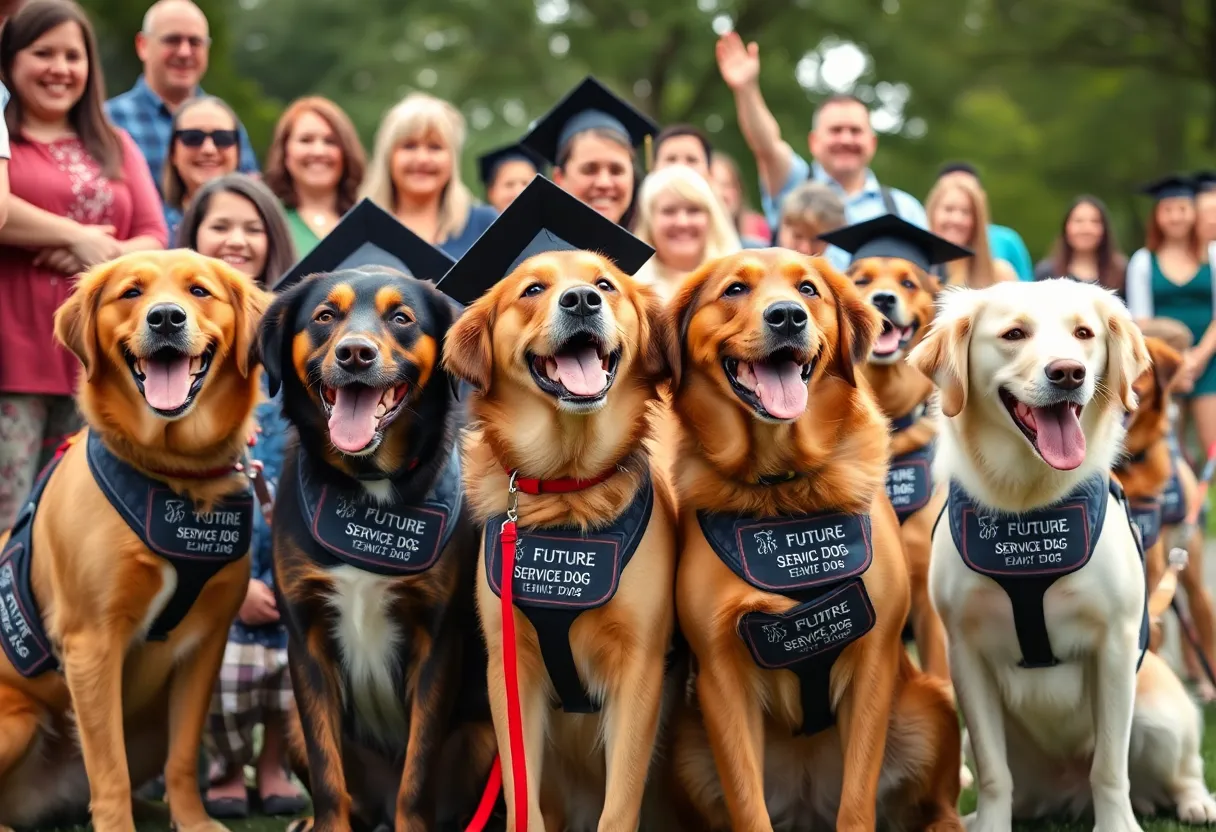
874,326,902,354
328,387,380,453
1032,404,1086,470
752,360,808,419
553,347,607,396
143,356,193,412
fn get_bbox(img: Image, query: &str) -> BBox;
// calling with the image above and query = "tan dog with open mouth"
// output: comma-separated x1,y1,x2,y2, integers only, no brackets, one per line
0,250,268,832
910,279,1216,830
665,248,963,831
821,214,974,686
440,177,680,831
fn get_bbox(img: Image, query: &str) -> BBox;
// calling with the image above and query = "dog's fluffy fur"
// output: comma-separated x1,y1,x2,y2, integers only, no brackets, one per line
443,250,680,831
910,279,1216,829
261,268,494,831
0,251,269,832
664,249,963,832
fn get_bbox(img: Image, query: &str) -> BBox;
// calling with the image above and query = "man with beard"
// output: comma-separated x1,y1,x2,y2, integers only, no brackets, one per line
714,30,926,271
106,0,258,198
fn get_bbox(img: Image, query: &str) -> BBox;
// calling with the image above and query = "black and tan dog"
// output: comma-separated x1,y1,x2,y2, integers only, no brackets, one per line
0,250,267,832
260,265,496,831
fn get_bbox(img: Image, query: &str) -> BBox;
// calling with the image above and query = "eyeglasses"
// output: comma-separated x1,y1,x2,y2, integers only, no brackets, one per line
174,129,238,149
155,33,211,50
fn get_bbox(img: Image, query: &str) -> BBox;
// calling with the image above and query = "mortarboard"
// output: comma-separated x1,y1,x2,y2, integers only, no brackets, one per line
477,142,546,191
1193,171,1216,194
436,175,655,306
817,213,973,272
273,198,455,291
1139,174,1196,201
520,76,660,167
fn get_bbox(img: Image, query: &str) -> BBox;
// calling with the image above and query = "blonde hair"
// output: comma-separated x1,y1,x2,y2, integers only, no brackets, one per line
634,165,740,279
926,175,999,288
359,92,474,244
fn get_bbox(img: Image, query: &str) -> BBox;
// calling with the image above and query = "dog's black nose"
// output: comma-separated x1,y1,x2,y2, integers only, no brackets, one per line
335,337,379,372
763,301,808,337
871,291,898,314
1045,359,1086,391
559,286,603,318
146,303,187,336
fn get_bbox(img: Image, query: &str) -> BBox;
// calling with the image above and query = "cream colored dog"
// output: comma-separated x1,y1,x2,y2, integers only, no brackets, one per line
909,279,1216,831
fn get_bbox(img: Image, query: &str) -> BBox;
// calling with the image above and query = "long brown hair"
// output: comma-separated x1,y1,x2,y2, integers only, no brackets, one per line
926,176,999,288
1145,197,1201,258
264,96,366,215
1047,195,1127,293
162,95,241,211
0,0,123,178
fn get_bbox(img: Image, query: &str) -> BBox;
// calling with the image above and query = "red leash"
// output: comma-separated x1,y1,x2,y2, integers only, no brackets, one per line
498,472,530,831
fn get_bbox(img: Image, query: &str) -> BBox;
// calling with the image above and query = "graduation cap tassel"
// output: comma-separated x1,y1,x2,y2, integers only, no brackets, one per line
644,132,654,174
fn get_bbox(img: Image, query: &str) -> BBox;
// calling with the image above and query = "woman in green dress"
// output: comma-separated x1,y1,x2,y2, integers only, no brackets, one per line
264,96,366,256
1126,175,1216,451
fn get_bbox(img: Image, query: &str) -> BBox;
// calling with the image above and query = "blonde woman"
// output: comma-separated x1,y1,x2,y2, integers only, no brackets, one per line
360,92,496,257
925,175,1017,288
633,165,741,299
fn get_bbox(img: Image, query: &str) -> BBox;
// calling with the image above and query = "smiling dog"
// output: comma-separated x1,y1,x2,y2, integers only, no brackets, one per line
911,279,1216,829
665,249,963,831
440,177,678,832
260,232,496,829
0,250,267,832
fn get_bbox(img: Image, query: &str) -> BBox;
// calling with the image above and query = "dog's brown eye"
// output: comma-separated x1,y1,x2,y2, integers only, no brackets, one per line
798,281,818,297
901,279,918,290
190,286,210,298
1001,328,1026,341
853,277,871,286
315,310,334,325
392,311,413,325
595,278,615,293
523,284,545,298
1075,326,1094,340
724,282,748,297
121,287,141,300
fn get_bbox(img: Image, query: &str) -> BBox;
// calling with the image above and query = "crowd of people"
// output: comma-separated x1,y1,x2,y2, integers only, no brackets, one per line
1,0,1215,818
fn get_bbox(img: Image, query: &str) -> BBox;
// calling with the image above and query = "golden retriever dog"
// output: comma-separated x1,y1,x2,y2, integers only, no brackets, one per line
442,250,679,831
0,250,268,832
910,279,1216,829
851,257,950,684
665,249,963,832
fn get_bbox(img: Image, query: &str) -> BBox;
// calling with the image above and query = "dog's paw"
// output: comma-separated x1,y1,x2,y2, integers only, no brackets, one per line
1090,808,1144,832
1177,791,1216,825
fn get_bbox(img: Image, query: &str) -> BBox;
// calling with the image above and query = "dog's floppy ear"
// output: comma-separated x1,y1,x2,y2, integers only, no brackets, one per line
907,291,978,418
442,291,495,393
1099,293,1151,412
823,264,881,387
633,279,677,383
428,288,466,401
53,260,119,382
216,261,271,378
258,279,311,398
1144,336,1182,399
664,263,715,390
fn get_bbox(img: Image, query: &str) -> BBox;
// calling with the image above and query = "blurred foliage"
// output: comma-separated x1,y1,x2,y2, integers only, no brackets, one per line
78,0,1216,259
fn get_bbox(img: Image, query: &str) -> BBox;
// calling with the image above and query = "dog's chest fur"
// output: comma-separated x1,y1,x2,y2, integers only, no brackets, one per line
326,565,408,740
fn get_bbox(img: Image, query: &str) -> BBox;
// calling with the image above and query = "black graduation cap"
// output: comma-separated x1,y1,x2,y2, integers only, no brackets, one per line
817,213,973,271
520,76,660,166
1193,171,1216,194
1139,174,1196,201
436,175,655,306
273,198,455,291
477,142,546,190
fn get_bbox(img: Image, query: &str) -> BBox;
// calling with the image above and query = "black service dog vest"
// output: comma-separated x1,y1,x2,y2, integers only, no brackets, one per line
87,431,254,641
295,444,464,576
698,508,876,736
886,407,934,525
1127,498,1162,551
1161,433,1204,527
944,475,1148,668
0,447,67,677
484,475,654,714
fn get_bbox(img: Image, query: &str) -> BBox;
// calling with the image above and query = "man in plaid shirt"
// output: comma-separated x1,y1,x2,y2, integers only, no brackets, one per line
105,0,258,205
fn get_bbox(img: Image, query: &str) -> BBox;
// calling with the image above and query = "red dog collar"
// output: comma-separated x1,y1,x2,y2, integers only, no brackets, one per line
506,465,619,495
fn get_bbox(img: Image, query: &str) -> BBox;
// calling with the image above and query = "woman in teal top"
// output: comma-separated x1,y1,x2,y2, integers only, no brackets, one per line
1126,174,1216,451
264,96,367,257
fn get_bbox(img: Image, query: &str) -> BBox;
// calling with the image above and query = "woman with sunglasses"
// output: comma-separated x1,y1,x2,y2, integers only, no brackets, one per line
162,94,242,239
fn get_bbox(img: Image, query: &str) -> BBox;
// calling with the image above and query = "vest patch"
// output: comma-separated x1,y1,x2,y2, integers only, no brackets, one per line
484,475,654,713
697,511,872,594
886,443,933,523
86,432,253,640
1128,498,1162,551
296,445,462,577
740,580,875,669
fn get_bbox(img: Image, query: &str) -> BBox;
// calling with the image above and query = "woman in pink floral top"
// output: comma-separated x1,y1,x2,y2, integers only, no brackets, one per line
0,0,167,529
